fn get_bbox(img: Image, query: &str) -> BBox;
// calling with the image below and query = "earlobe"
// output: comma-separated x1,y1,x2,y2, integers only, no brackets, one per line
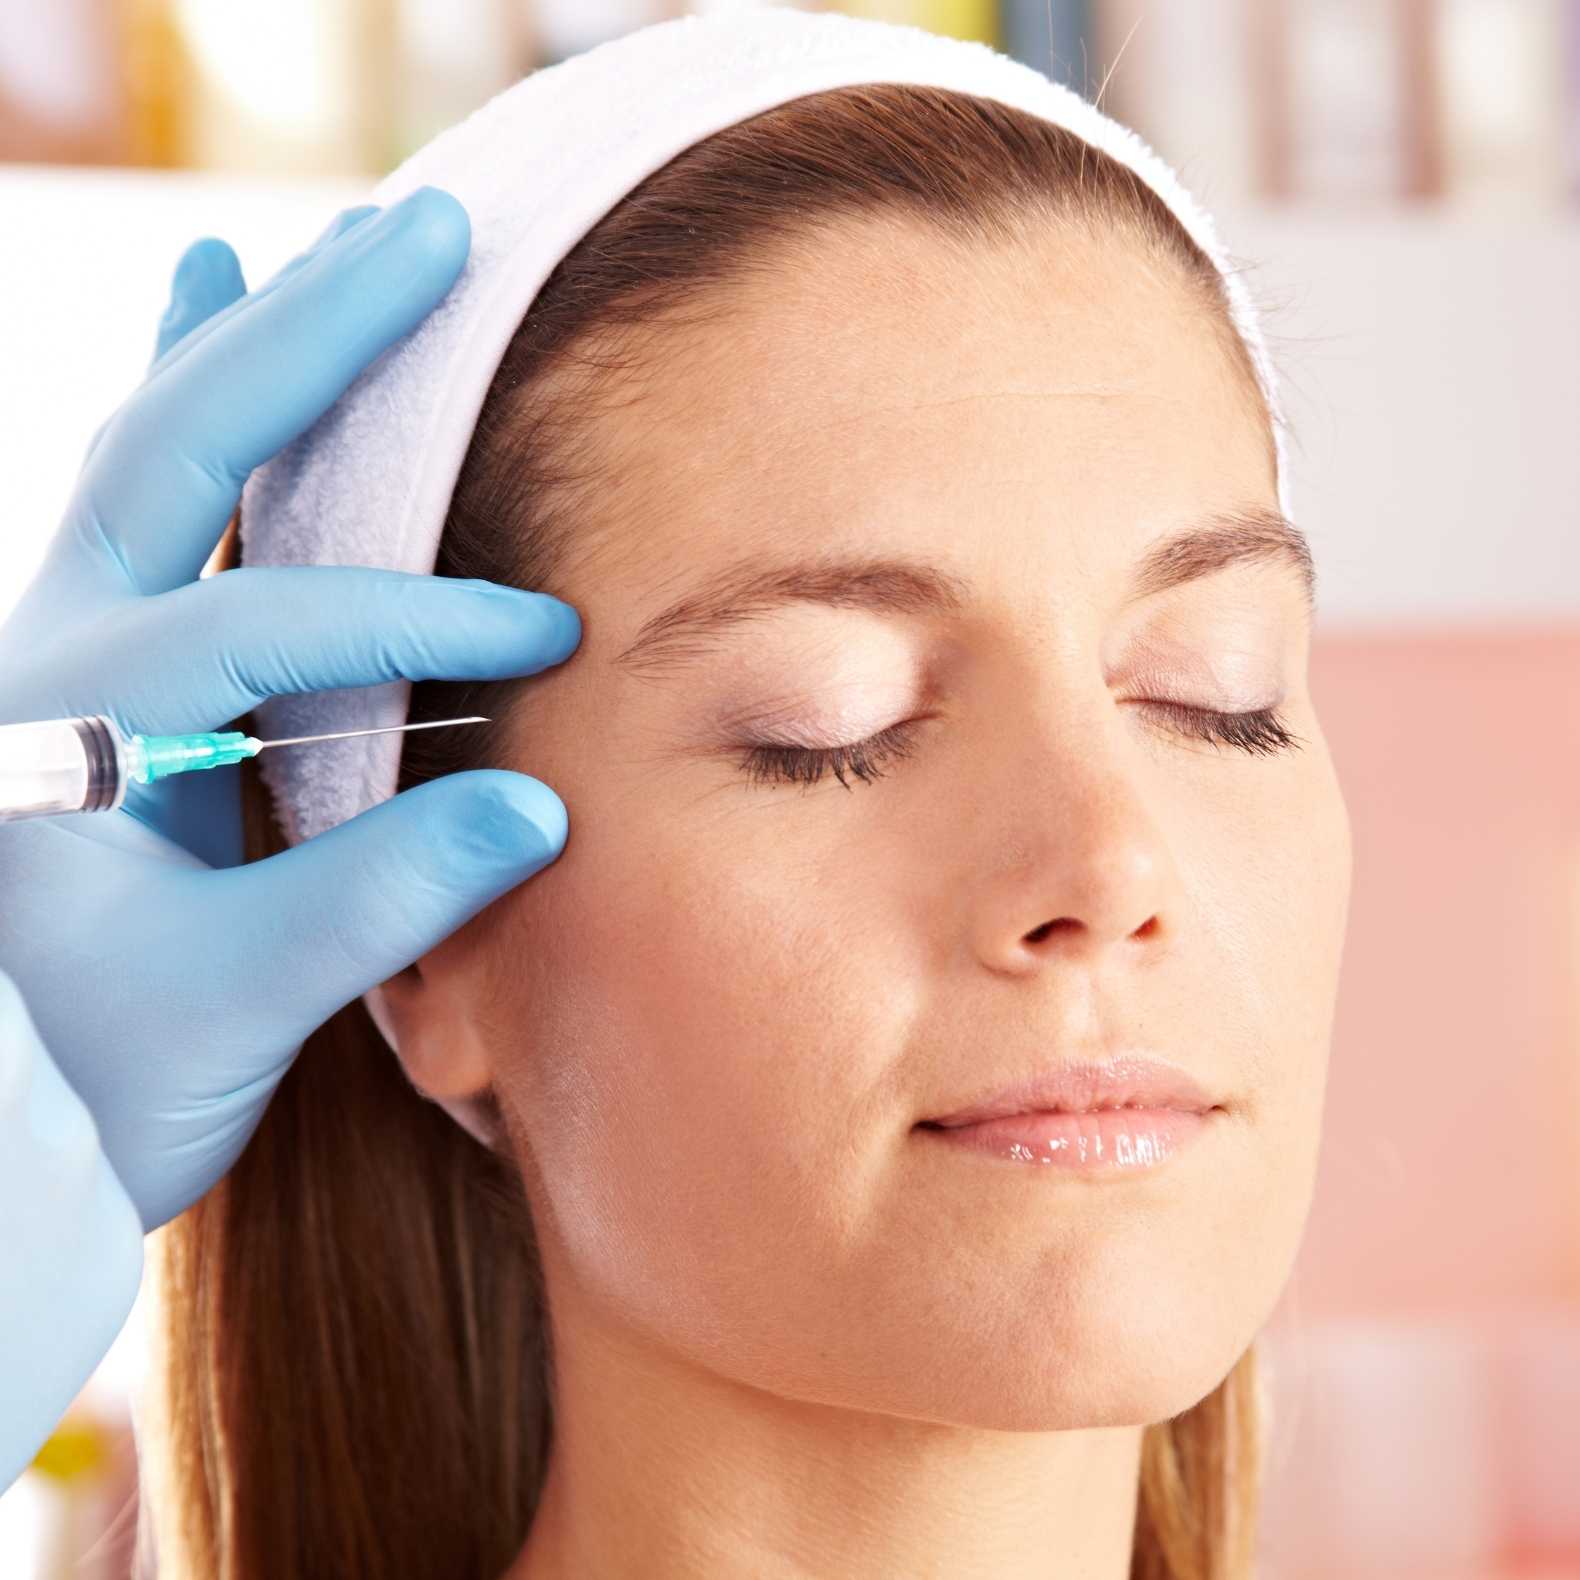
363,959,494,1101
360,928,511,1156
362,966,507,1153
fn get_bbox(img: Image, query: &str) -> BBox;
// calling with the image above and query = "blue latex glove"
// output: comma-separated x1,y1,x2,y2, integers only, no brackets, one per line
0,186,581,1233
0,964,143,1492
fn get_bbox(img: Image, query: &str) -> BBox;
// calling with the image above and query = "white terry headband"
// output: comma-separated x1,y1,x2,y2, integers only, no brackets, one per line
239,5,1292,852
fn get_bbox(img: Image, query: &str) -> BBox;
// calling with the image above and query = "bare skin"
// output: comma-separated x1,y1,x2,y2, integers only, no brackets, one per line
372,216,1353,1580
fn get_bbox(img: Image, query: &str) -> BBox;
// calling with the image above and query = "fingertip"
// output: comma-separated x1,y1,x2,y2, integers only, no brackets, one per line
470,769,568,863
436,581,581,672
394,769,568,876
402,185,471,273
547,598,581,653
173,238,244,299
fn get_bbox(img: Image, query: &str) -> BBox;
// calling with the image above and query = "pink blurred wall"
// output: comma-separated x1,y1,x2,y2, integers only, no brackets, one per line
1257,625,1580,1580
1302,624,1580,1314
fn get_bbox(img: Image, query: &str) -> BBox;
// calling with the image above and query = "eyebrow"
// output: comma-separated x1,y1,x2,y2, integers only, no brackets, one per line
613,504,1315,679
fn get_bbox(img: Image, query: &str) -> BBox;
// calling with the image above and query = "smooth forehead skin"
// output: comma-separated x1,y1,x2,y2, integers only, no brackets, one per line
417,219,1353,1579
563,212,1281,625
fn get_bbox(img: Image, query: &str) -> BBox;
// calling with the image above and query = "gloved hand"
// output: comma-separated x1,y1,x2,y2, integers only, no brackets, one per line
0,964,143,1491
0,186,581,1232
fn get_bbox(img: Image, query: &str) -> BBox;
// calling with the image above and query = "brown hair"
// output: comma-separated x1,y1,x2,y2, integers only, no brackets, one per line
143,83,1278,1580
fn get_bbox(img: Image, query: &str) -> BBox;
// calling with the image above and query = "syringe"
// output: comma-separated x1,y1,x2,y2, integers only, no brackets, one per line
0,714,491,823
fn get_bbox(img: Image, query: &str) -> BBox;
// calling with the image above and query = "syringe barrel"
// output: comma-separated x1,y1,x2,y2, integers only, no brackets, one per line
0,715,128,822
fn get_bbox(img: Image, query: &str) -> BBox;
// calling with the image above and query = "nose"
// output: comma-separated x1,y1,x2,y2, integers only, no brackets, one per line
973,769,1179,974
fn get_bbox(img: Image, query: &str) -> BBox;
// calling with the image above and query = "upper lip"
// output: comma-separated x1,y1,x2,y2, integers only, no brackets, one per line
921,1054,1220,1128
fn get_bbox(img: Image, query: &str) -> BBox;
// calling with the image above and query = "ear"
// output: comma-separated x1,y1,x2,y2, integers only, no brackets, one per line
363,929,504,1151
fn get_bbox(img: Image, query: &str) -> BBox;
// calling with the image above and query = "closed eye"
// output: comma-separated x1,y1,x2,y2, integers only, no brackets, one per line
735,703,1305,791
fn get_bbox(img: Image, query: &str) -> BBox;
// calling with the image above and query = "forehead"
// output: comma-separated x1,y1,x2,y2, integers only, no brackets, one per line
568,217,1275,590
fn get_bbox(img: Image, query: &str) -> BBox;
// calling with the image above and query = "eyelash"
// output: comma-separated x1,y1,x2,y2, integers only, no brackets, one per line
737,702,1306,791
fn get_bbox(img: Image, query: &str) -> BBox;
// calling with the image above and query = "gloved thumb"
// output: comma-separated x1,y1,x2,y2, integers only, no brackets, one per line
212,769,566,1034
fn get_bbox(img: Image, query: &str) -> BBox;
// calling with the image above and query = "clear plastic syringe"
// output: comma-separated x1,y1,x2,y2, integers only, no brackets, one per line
0,714,491,823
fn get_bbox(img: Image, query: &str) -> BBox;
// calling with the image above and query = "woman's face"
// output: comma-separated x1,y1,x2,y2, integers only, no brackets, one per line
397,218,1351,1433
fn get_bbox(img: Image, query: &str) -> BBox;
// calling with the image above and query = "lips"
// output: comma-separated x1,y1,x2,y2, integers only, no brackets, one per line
921,1054,1218,1129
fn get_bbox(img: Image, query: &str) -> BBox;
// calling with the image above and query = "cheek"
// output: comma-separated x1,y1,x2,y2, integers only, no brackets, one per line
480,796,917,1333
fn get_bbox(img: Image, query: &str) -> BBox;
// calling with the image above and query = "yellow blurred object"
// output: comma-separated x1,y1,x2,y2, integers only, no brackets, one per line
834,0,997,47
29,1417,110,1484
116,0,400,174
118,0,192,166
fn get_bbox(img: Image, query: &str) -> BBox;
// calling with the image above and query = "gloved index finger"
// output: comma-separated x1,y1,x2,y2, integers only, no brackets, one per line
76,566,581,741
73,186,471,599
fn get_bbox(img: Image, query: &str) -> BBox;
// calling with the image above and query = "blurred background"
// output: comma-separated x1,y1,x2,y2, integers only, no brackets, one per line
2,1,1577,1576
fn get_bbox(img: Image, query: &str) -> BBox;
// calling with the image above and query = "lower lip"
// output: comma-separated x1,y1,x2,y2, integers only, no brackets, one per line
916,1107,1217,1171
